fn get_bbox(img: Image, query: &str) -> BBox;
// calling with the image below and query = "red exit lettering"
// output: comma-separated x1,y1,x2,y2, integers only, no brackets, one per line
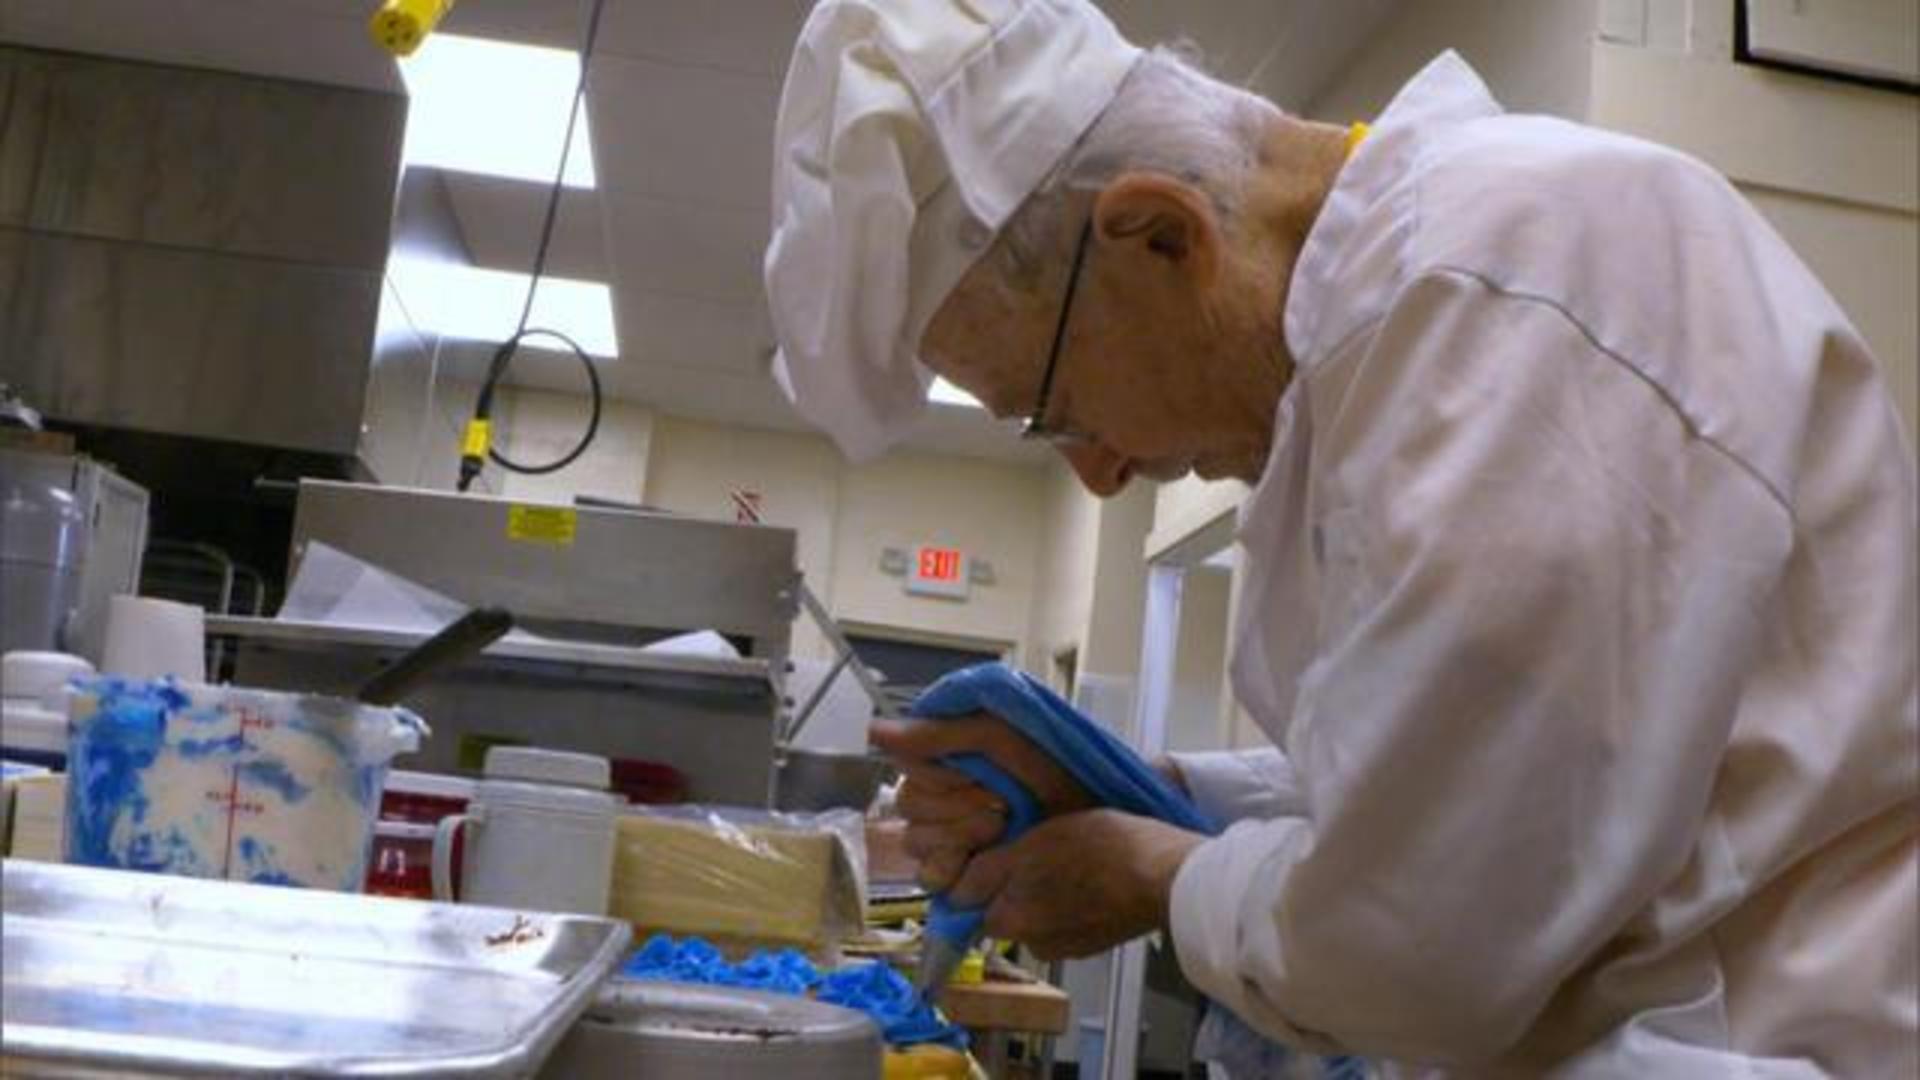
918,548,961,581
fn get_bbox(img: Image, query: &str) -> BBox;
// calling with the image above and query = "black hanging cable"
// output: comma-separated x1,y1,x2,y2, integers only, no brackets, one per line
458,0,610,491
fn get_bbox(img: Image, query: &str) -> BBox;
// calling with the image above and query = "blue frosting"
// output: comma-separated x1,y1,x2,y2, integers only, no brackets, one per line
177,733,248,758
66,678,184,867
621,934,967,1049
234,836,300,887
237,760,310,803
815,961,963,1048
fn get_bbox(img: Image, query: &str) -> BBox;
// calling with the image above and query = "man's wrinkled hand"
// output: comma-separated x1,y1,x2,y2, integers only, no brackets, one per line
948,809,1206,960
870,713,1091,891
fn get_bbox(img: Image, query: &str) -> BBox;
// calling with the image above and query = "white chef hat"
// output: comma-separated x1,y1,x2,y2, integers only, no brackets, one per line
764,0,1142,461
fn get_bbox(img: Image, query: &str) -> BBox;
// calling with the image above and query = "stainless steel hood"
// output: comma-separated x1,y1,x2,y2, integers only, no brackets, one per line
0,46,405,456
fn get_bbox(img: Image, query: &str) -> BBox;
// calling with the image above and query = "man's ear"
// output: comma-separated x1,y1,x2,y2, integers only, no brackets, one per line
1091,173,1221,288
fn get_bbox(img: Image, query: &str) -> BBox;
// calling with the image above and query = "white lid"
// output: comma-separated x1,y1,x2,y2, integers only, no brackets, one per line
384,769,479,802
483,746,610,790
476,776,620,817
372,820,439,841
1,701,68,754
2,651,94,702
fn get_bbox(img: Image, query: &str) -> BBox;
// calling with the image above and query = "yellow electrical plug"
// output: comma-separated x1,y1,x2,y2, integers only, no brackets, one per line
369,0,457,58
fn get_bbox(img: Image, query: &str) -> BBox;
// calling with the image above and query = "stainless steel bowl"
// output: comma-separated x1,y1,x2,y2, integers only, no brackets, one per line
541,980,881,1079
772,748,895,813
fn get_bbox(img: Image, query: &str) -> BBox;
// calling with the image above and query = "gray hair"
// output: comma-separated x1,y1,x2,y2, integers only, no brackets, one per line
992,46,1282,293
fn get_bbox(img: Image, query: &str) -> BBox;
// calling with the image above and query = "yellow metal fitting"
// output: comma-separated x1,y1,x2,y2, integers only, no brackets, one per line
461,418,491,458
369,0,457,58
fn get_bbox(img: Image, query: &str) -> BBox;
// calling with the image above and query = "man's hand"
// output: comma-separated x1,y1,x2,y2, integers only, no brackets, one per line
949,809,1206,960
870,713,1092,891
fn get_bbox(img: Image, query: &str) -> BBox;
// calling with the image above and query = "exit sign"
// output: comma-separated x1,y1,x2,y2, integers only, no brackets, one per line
907,545,969,599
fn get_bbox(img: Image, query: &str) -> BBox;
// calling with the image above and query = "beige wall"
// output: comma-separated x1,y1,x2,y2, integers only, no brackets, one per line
830,451,1048,658
1166,566,1232,753
1081,481,1155,678
1147,476,1248,562
494,386,653,506
1025,460,1103,677
641,414,1049,663
1305,0,1600,122
1024,457,1159,693
640,415,844,660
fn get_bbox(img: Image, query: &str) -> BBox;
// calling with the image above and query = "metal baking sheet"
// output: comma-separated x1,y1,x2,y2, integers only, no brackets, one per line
1,860,633,1078
204,615,778,685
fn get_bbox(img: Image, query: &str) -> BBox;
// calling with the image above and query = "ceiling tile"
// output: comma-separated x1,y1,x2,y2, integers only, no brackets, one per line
438,0,808,76
438,171,610,280
589,55,778,211
614,293,771,375
601,197,767,305
438,0,580,52
596,0,811,76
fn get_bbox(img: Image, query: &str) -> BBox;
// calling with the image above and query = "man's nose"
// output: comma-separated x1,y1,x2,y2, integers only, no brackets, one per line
1058,442,1130,497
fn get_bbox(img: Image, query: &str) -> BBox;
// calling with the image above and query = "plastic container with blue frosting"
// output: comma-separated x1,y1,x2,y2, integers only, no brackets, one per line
63,677,425,891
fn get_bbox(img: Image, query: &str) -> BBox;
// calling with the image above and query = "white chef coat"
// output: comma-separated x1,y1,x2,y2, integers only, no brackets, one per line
1167,52,1918,1078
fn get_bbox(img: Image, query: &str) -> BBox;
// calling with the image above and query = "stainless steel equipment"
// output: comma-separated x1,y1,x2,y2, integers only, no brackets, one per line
774,748,895,813
0,446,150,660
292,481,797,657
540,980,882,1079
211,481,801,806
0,46,402,456
0,859,632,1078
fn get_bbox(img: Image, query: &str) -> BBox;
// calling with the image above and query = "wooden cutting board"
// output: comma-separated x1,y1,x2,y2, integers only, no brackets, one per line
936,978,1071,1034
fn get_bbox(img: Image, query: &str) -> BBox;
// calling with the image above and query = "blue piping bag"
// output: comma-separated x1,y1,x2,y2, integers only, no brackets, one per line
905,664,1213,996
912,753,1042,994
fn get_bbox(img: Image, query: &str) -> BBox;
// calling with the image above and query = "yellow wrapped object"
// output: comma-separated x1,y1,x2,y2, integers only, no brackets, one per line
882,1045,972,1079
608,807,865,961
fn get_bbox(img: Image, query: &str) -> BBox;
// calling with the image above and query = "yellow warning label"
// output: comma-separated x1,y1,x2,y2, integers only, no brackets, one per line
462,419,491,457
507,505,577,546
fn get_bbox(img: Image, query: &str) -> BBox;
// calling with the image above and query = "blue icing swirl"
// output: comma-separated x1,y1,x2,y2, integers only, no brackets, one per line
620,934,967,1049
817,961,964,1048
236,837,300,887
237,759,309,803
124,825,210,875
177,733,248,759
66,679,176,865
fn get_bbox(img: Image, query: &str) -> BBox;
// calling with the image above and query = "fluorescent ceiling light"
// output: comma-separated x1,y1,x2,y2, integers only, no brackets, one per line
398,34,595,187
928,377,983,409
389,257,618,357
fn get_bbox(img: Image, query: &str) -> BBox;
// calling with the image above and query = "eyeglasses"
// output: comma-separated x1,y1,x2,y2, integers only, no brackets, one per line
1020,218,1097,447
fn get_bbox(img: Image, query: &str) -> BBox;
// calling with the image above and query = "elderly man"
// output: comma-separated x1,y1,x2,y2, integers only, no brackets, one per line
765,1,1917,1076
